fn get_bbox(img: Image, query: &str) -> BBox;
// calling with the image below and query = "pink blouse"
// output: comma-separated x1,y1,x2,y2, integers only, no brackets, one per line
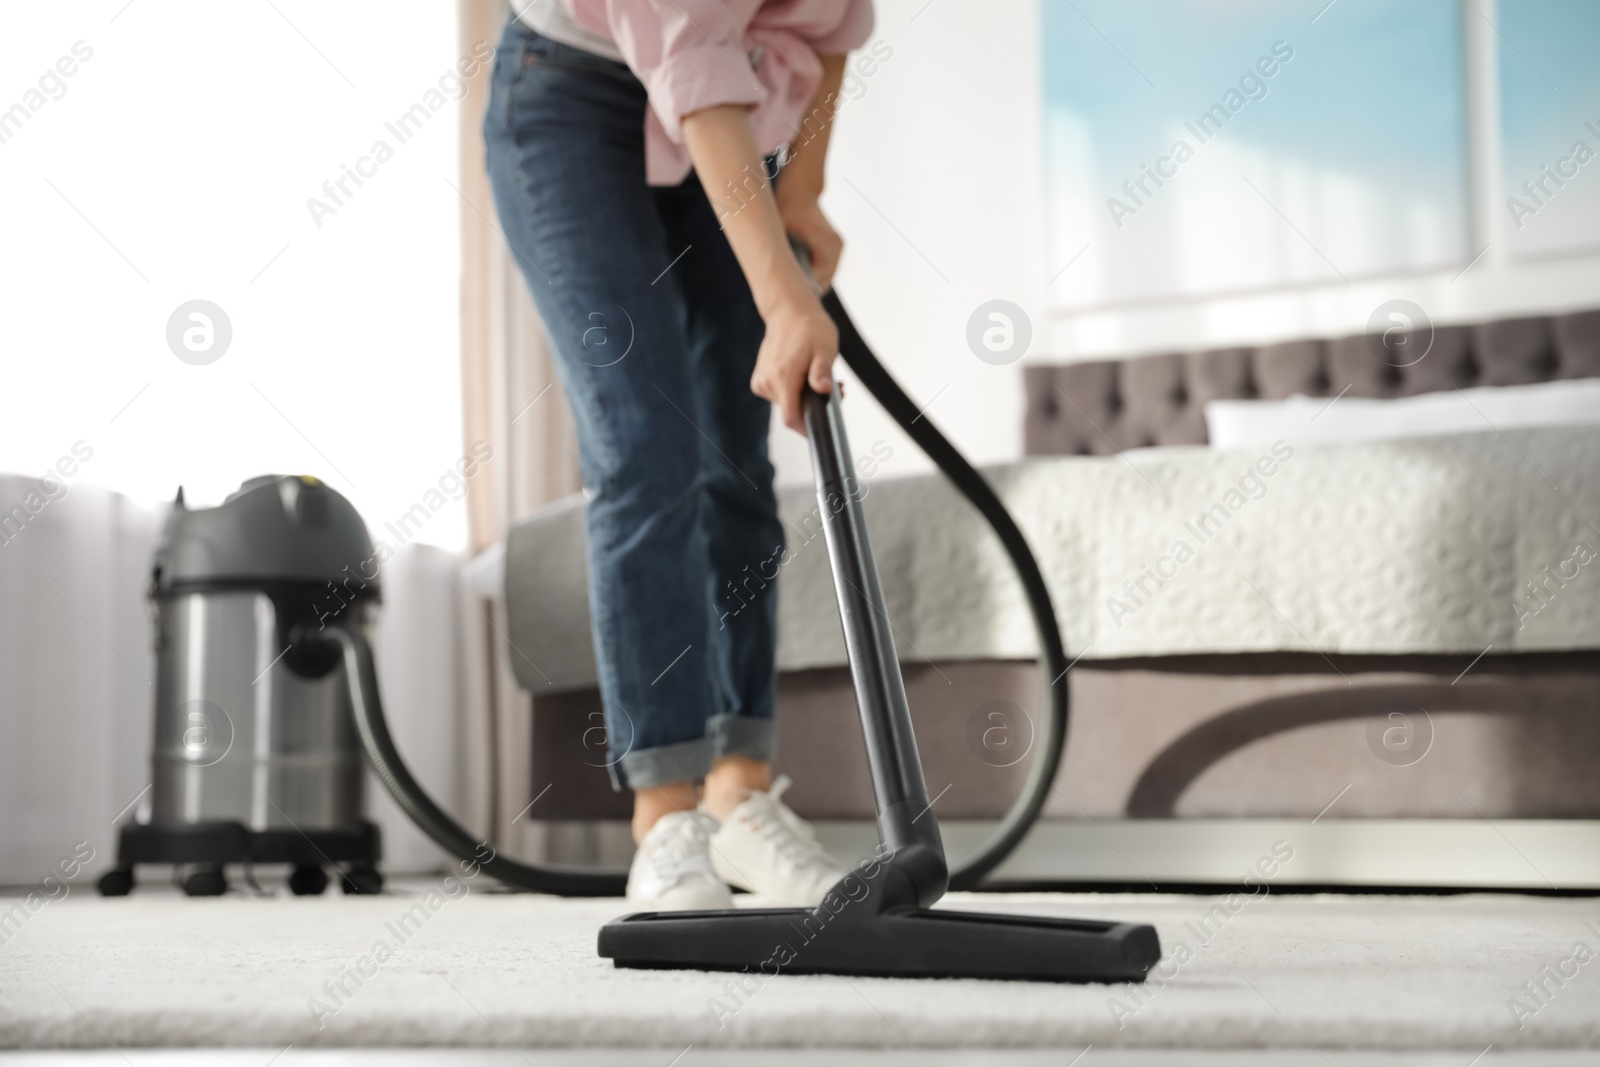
560,0,874,185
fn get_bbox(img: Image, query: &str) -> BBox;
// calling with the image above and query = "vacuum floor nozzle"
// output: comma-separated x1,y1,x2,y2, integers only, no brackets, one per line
600,906,1160,983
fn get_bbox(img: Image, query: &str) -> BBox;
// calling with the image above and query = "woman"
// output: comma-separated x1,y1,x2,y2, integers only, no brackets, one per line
484,0,872,910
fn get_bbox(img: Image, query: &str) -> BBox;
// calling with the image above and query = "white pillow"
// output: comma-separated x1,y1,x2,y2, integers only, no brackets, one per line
1204,377,1600,450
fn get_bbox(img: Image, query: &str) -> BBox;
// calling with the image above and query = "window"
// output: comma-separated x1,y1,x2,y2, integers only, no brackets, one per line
0,2,469,548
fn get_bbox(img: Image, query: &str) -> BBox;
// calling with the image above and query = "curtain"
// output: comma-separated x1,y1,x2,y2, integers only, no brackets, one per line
455,0,585,862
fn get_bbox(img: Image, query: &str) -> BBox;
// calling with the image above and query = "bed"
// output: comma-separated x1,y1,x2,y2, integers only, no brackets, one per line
499,305,1600,887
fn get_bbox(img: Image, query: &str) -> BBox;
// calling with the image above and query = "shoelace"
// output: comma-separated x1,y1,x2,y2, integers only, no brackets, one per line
645,814,716,883
738,777,831,868
766,777,822,844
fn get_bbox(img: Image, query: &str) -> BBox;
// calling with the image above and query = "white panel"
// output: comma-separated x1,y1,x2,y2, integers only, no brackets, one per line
367,542,462,873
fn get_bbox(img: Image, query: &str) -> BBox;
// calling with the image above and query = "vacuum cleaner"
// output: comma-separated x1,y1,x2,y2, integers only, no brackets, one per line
98,475,384,897
99,281,1160,981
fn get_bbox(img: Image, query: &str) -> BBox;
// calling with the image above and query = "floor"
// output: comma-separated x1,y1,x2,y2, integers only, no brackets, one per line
2,878,1597,1058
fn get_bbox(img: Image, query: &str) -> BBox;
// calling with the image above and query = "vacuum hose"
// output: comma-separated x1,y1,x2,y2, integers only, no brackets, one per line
331,292,1069,894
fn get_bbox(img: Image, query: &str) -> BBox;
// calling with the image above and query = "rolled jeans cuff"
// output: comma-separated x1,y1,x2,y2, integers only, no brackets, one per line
708,712,777,764
613,715,778,791
616,737,713,792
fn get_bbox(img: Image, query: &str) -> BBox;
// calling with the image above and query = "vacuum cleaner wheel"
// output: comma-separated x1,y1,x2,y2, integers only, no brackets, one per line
340,863,384,895
179,864,228,897
288,864,330,896
96,867,134,897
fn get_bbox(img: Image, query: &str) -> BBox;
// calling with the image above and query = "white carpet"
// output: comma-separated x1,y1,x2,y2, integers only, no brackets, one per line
2,885,1598,1051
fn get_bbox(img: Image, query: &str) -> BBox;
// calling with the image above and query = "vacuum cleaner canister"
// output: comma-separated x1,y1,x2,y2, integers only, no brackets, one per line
98,475,384,898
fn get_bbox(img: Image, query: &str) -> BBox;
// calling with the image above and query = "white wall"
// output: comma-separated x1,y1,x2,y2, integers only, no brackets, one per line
771,0,1600,486
771,0,1047,485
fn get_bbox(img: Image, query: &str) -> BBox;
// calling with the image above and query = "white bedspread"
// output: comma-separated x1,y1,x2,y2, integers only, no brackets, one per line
504,427,1600,692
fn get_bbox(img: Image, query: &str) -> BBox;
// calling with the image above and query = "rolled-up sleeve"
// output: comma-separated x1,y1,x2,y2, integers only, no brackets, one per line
604,0,766,143
809,0,873,54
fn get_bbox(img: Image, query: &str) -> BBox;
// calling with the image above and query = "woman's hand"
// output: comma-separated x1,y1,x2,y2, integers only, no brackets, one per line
776,194,843,293
682,103,843,434
750,286,838,433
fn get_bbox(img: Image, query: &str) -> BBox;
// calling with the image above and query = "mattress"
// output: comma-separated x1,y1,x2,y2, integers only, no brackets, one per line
504,426,1600,694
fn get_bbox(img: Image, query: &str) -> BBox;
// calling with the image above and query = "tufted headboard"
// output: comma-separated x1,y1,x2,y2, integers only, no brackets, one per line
1023,307,1600,456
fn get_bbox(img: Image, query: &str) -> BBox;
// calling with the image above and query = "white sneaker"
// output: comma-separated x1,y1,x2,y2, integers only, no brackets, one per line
626,810,734,912
708,776,849,906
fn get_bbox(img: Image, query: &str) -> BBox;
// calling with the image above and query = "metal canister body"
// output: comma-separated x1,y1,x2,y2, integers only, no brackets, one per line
149,588,366,832
102,474,384,895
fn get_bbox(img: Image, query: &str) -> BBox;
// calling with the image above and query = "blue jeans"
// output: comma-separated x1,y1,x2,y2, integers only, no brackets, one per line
484,19,783,790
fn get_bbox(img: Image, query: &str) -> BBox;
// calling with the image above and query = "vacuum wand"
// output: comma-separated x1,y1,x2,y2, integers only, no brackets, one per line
803,386,946,905
792,239,942,891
